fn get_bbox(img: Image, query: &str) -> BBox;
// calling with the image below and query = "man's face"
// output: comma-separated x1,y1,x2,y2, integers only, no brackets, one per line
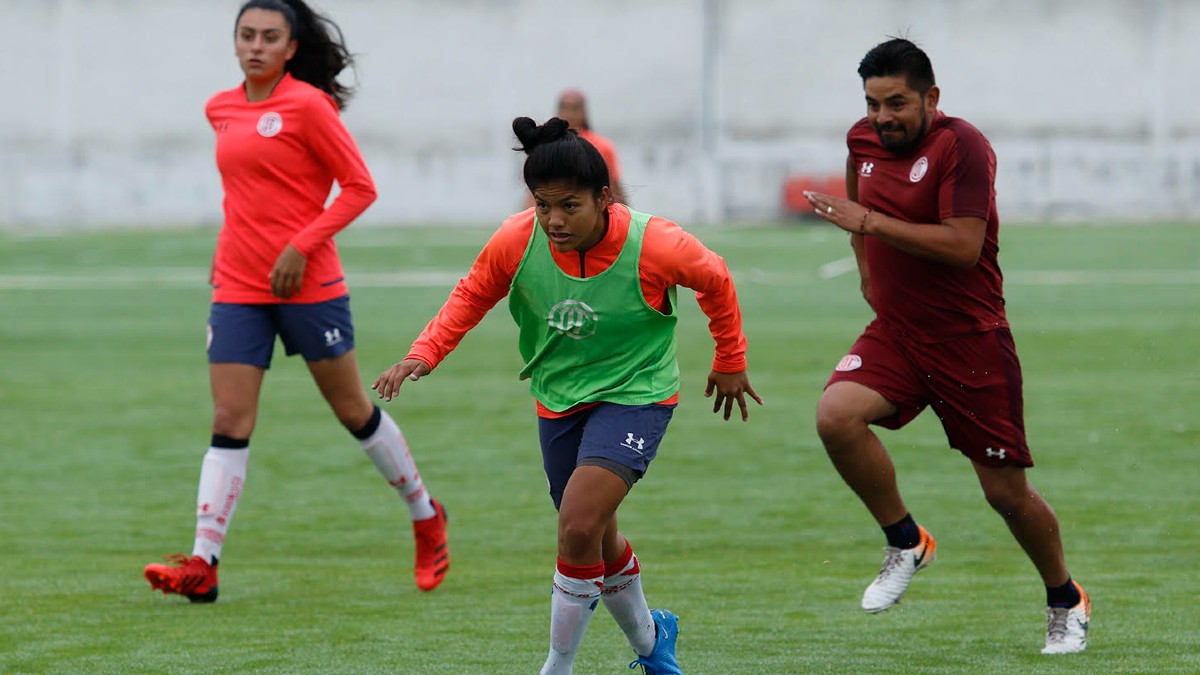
864,75,938,155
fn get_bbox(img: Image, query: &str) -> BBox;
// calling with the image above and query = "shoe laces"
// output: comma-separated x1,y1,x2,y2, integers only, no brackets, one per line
628,658,652,673
1044,607,1070,643
875,546,906,580
161,553,192,567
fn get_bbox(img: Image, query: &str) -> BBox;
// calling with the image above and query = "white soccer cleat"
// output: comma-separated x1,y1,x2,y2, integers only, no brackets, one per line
861,525,936,613
1041,581,1090,654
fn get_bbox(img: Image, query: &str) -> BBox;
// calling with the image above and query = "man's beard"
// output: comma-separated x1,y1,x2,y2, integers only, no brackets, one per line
876,113,928,155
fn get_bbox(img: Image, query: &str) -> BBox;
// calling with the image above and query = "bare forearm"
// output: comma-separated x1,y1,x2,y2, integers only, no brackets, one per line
862,212,983,268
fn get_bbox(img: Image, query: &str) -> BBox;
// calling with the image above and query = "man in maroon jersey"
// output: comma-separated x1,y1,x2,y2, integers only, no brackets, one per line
803,37,1090,654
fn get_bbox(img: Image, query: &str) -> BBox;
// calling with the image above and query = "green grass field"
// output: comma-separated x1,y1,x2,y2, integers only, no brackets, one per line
1,221,1198,674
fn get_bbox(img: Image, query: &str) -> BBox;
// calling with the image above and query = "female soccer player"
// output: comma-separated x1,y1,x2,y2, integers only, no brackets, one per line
556,89,628,206
374,117,762,674
525,88,627,209
143,0,449,602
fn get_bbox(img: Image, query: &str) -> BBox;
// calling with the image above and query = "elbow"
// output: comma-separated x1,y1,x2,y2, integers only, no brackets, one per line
347,176,377,206
948,239,983,269
950,250,981,269
362,182,378,205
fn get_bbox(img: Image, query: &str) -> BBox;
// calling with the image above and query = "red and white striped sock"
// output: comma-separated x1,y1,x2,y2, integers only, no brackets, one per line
540,559,604,675
601,540,656,656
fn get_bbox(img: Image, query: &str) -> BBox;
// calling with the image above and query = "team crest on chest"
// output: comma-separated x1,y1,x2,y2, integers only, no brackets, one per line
909,156,929,183
547,299,598,340
257,112,283,138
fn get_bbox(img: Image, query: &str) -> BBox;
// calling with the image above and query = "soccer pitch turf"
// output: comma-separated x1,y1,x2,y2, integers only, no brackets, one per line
1,222,1197,673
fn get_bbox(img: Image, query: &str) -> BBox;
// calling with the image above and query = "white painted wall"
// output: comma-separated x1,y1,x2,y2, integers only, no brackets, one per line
2,0,1197,227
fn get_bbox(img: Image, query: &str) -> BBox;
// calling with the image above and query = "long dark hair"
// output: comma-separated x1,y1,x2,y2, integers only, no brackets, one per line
235,0,356,109
513,117,609,198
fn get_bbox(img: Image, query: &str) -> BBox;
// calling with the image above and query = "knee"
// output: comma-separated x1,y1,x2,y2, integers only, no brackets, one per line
331,397,374,432
557,513,604,553
212,403,254,438
335,407,372,432
981,483,1026,518
815,396,861,448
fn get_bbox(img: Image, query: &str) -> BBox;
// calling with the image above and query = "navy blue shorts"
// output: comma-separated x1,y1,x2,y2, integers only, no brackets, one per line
206,297,355,368
538,402,675,510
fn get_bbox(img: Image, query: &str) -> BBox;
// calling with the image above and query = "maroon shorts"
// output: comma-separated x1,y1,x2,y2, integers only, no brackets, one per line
826,322,1032,467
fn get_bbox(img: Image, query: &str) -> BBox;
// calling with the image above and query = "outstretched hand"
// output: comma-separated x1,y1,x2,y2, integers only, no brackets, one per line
803,190,871,235
704,370,764,421
372,358,432,402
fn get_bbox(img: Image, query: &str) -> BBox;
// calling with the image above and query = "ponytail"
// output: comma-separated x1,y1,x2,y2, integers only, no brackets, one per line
236,0,356,109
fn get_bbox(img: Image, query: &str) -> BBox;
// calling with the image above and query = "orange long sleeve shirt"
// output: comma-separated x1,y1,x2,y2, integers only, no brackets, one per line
207,73,377,304
407,204,748,417
579,129,621,185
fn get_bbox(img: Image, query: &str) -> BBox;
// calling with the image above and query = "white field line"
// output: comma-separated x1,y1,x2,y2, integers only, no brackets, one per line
0,269,463,290
1004,270,1200,285
817,256,857,279
1,267,1198,290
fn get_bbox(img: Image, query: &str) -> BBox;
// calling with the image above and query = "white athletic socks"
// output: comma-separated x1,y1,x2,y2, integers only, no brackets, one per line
602,541,656,657
192,445,249,564
187,408,432,565
540,561,604,675
359,409,436,521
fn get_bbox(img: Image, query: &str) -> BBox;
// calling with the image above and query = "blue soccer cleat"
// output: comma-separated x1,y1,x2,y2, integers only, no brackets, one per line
629,608,682,674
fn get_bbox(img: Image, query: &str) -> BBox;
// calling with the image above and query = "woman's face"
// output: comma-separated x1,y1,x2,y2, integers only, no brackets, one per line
556,93,587,130
235,8,296,83
532,181,611,253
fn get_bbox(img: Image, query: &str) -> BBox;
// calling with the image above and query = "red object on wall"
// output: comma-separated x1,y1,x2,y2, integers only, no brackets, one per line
782,174,847,217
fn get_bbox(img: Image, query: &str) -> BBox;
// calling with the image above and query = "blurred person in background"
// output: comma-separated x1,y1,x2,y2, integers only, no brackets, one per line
804,37,1089,654
143,0,449,603
375,116,762,674
525,88,627,209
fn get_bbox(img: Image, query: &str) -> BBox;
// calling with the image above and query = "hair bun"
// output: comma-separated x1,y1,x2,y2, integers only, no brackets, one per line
512,116,572,154
539,117,570,141
512,117,539,151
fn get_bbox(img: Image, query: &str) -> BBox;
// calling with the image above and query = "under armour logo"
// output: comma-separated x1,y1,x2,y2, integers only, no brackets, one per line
985,447,1007,460
621,433,645,454
860,162,875,176
323,328,343,346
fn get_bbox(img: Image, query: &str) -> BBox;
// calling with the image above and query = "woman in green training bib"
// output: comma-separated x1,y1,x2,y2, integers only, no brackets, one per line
374,116,761,675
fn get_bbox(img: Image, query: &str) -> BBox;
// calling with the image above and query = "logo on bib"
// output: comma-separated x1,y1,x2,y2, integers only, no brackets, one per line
257,112,283,138
547,299,598,340
909,156,929,183
835,354,862,371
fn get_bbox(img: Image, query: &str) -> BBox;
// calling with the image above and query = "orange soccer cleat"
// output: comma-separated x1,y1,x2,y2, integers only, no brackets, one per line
412,499,450,591
144,554,219,603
